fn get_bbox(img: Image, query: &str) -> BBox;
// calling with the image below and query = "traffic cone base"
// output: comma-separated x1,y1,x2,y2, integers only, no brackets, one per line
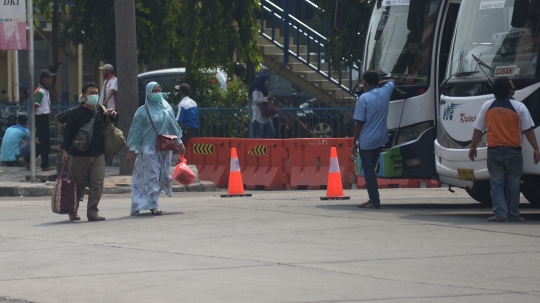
221,193,253,198
321,147,349,200
320,196,350,200
221,147,251,198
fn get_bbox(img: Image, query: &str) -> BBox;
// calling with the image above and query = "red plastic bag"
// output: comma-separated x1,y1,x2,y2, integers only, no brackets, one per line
173,155,196,186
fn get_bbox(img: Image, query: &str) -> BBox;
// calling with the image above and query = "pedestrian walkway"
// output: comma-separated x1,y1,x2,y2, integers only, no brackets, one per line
0,164,216,197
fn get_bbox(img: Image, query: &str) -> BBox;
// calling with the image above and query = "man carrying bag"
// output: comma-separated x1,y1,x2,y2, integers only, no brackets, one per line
61,82,119,221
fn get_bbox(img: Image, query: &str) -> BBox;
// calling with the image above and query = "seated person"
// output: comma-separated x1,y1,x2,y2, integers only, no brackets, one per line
0,115,35,167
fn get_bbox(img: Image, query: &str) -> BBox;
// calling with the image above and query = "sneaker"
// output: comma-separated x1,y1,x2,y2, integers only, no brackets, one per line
19,158,30,169
88,214,106,221
41,166,55,171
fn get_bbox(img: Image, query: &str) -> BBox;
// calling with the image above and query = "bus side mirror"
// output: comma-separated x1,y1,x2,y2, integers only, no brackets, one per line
511,0,529,28
407,0,427,31
334,0,348,31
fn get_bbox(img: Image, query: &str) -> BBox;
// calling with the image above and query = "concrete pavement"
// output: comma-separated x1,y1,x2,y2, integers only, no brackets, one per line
0,165,216,197
0,188,539,302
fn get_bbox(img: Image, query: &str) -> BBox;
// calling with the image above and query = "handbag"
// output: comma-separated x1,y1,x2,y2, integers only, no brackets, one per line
144,104,179,151
173,155,197,186
72,107,97,152
102,105,126,157
51,163,78,214
260,101,277,117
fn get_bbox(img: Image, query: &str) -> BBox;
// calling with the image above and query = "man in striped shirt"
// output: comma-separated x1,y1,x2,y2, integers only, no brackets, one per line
469,77,539,222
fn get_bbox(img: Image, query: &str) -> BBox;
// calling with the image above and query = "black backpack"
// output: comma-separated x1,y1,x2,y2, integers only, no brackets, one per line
72,107,97,152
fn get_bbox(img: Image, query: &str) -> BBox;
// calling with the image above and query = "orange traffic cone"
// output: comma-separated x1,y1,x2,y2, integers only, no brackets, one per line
321,147,350,200
221,148,252,198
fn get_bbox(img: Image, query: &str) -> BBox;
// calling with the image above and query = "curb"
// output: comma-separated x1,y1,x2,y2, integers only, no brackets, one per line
0,181,217,197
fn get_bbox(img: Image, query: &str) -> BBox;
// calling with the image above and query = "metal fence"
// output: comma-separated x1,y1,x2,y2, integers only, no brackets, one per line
1,104,355,150
199,107,355,139
0,100,74,147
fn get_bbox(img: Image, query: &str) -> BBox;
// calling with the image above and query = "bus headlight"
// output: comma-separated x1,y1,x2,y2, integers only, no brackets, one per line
396,121,434,145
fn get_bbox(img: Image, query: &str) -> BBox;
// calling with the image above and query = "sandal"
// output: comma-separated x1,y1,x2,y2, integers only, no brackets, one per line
508,217,526,222
357,201,371,208
150,209,163,216
69,213,81,221
364,203,381,209
487,216,506,222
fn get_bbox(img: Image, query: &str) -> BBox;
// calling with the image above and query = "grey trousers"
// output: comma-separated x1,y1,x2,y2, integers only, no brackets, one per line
70,154,105,218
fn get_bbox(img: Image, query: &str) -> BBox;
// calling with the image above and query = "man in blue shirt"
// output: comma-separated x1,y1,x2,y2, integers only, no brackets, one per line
1,115,31,167
175,83,200,142
353,70,395,209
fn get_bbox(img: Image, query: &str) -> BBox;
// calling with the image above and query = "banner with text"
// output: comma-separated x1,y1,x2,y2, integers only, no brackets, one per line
0,0,27,50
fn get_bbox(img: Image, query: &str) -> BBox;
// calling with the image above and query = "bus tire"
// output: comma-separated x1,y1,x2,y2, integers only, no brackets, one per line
465,181,492,206
521,176,540,207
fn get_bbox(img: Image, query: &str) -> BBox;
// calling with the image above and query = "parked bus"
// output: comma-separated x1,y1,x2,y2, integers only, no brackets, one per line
357,0,460,179
435,0,540,206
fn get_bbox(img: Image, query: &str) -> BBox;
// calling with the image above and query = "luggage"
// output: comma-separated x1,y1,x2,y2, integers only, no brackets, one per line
51,163,78,214
102,106,126,157
173,155,196,186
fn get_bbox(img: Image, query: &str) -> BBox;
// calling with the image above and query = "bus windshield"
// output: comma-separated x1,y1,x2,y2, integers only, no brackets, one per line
447,0,540,80
363,1,441,86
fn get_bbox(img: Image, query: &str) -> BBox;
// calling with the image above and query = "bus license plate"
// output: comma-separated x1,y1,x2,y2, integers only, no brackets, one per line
458,169,475,181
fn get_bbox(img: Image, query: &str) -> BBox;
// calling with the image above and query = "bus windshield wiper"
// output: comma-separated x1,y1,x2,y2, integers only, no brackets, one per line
439,71,479,91
471,54,494,86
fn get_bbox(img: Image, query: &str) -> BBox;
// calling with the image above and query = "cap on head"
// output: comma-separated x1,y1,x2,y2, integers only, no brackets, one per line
40,69,55,79
175,83,191,96
98,64,114,72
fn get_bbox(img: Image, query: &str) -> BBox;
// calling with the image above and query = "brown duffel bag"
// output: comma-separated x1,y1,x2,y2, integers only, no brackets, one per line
51,163,78,214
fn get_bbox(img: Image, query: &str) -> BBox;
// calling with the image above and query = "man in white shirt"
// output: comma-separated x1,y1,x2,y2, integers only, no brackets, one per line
25,70,55,171
98,64,118,110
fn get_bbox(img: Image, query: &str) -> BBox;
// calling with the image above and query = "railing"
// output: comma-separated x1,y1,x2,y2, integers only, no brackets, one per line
0,100,74,146
199,107,354,139
259,0,361,96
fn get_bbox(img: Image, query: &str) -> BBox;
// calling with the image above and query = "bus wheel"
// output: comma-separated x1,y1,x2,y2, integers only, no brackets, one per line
465,181,492,206
521,176,540,207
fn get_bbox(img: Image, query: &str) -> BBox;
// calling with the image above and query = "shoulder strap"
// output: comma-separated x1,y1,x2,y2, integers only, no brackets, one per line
144,104,159,135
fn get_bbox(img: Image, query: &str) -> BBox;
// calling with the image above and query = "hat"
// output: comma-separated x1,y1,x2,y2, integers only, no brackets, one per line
40,69,55,79
98,64,114,72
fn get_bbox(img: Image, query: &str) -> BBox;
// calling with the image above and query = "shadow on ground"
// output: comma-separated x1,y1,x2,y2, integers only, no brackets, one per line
35,212,184,226
315,203,540,225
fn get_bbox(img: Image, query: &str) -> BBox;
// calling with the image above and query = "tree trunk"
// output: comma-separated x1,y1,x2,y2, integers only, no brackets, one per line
115,0,139,175
246,59,256,96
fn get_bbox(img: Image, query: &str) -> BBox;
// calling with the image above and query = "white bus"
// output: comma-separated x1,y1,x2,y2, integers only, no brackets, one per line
358,0,460,179
435,0,540,206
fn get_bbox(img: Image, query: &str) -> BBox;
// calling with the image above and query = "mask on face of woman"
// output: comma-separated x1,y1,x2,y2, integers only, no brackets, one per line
149,93,162,103
86,94,99,106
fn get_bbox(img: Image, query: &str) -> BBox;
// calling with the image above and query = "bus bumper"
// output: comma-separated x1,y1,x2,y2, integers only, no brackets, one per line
434,139,490,188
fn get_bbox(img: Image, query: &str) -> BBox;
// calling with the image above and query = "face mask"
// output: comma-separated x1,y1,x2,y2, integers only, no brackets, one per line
150,93,162,103
86,94,99,106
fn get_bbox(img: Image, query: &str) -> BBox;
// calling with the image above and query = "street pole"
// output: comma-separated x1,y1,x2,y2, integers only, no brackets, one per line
27,0,36,181
13,51,19,103
115,0,138,175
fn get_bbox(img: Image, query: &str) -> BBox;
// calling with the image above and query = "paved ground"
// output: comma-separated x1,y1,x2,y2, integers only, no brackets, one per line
0,188,539,303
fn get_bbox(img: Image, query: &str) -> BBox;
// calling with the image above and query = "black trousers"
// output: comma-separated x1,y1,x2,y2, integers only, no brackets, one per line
181,127,199,143
25,114,50,168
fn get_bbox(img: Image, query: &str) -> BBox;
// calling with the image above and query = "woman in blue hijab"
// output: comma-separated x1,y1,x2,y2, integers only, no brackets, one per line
126,82,184,216
252,74,276,138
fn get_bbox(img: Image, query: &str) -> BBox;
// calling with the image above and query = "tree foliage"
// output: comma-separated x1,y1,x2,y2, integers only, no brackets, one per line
33,0,263,76
315,0,373,73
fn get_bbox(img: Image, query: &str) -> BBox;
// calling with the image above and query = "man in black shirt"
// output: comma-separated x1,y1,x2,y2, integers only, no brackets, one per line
61,82,118,221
